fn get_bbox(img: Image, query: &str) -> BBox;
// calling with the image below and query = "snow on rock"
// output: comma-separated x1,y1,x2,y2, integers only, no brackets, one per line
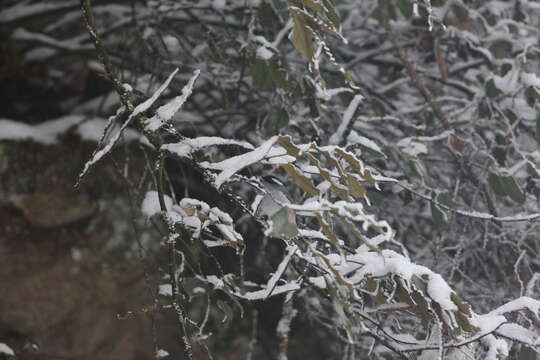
0,343,14,356
0,115,84,144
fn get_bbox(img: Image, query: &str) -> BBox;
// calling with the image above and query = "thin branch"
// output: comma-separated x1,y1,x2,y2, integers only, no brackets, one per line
384,20,450,128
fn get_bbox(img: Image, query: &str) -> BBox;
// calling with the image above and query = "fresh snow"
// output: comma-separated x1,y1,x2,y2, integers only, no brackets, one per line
156,349,170,358
522,72,540,88
0,1,76,23
347,130,385,157
12,27,92,51
0,115,84,144
159,284,172,296
329,94,364,145
397,137,428,157
256,46,274,60
263,245,297,298
79,68,179,181
142,191,174,216
162,136,254,158
235,280,301,300
0,343,14,356
201,136,278,188
145,69,200,132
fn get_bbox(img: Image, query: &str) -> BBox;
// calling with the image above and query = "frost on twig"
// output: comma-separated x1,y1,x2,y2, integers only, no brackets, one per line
77,68,179,186
276,299,297,360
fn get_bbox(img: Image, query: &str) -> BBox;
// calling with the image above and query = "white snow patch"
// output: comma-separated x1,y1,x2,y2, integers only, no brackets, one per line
0,343,14,356
0,115,84,144
145,69,200,132
156,349,169,358
256,46,274,60
162,136,253,158
329,94,364,144
212,0,226,10
397,137,428,157
159,284,172,296
348,130,385,157
79,68,179,180
522,72,540,88
202,136,278,188
141,191,174,216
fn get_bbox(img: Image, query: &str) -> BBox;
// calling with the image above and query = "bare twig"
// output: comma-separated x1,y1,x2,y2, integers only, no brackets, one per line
384,20,450,128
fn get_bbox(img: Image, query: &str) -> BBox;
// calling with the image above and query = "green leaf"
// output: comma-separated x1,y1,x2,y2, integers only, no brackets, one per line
492,146,506,167
258,2,279,29
251,58,273,89
322,0,341,28
397,0,413,18
431,201,447,228
366,189,386,206
478,100,492,119
489,40,513,59
271,108,290,134
431,192,450,228
290,12,314,59
372,0,396,23
488,172,526,204
485,79,501,98
438,192,455,208
408,160,424,180
488,172,507,197
500,176,526,204
525,86,539,108
269,62,289,89
451,4,469,22
518,346,537,360
207,37,225,63
270,207,298,239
